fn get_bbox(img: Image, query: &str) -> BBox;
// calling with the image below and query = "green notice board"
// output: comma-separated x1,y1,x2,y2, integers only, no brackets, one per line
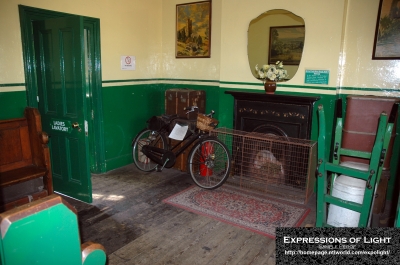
304,70,329,85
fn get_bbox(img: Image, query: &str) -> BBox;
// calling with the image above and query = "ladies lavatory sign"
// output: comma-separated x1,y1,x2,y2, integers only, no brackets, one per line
50,119,71,133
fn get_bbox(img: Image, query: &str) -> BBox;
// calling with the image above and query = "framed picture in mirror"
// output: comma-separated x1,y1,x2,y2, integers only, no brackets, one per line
176,1,211,58
372,0,400,60
268,25,305,65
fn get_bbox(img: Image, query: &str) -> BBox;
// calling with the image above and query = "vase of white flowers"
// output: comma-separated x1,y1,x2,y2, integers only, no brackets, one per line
255,61,288,94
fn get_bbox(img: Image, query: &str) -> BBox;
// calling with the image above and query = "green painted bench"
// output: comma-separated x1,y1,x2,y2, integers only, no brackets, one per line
0,194,106,265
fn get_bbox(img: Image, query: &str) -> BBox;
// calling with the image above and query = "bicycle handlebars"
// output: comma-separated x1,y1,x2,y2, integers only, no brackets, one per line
207,110,215,117
184,106,215,117
184,106,198,114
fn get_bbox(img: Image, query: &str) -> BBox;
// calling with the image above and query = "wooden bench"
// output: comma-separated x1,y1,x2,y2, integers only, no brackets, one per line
0,107,53,211
0,194,106,265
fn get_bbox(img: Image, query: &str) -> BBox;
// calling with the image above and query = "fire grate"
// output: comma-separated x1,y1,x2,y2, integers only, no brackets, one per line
211,128,318,204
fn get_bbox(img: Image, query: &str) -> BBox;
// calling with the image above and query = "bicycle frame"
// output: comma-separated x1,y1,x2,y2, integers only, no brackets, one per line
168,130,207,157
133,109,232,190
142,122,210,170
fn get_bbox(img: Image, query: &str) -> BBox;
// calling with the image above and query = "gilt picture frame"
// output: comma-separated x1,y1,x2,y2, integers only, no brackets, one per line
372,0,400,60
268,25,305,65
176,1,211,58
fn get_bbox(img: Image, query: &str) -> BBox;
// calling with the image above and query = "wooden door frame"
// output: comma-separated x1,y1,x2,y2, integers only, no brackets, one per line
19,5,106,173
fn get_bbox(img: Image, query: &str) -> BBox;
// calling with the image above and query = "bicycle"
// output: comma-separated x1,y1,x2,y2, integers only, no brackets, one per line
132,107,231,190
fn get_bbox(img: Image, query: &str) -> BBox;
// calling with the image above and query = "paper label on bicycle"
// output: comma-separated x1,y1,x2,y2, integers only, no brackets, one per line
169,124,188,140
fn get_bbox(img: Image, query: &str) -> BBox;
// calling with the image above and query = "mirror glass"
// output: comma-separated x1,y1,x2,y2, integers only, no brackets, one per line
248,9,305,82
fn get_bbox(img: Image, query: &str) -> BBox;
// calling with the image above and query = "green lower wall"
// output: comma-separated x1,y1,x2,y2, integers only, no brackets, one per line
100,83,399,200
101,84,165,170
2,83,399,200
101,82,338,171
0,85,341,176
101,82,221,170
0,91,27,119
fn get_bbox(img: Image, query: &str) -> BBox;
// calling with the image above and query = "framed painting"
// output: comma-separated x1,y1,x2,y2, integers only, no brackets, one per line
268,25,305,65
176,1,211,58
372,0,400,59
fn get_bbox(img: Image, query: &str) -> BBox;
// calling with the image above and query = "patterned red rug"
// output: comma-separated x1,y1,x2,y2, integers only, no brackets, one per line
163,186,310,238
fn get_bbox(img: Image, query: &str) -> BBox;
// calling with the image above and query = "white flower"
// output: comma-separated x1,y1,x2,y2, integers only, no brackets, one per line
258,71,266,79
269,65,277,73
254,61,288,82
267,72,277,80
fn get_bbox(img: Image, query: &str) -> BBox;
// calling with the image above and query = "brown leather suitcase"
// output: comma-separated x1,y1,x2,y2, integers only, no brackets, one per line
165,89,205,171
341,95,399,169
165,89,206,120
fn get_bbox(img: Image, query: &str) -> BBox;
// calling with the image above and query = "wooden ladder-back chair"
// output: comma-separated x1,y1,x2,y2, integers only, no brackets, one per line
316,96,399,227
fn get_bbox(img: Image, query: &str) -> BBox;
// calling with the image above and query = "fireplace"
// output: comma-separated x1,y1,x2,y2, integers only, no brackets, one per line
218,92,320,204
225,91,320,139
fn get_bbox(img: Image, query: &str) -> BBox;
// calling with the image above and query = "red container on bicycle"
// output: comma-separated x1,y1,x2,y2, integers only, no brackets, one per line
200,142,213,176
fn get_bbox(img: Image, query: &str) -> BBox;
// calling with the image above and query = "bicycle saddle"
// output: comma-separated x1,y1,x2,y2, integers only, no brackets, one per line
161,114,179,123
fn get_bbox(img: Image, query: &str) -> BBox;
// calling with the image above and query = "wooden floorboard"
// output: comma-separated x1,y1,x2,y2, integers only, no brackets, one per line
112,212,214,265
153,216,225,263
163,220,234,264
233,238,275,265
207,232,274,265
174,224,255,265
62,164,315,265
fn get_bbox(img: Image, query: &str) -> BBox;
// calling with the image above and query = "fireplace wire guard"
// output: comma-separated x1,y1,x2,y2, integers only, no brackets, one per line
210,128,317,204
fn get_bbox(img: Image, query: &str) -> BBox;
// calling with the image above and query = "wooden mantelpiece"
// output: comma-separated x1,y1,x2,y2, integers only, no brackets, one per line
225,91,320,139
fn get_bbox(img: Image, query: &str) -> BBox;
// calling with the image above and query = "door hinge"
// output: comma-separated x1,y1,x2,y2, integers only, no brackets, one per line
37,96,39,102
91,109,94,120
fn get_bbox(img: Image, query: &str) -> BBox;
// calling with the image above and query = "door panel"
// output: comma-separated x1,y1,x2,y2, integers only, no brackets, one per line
33,16,92,202
39,29,59,114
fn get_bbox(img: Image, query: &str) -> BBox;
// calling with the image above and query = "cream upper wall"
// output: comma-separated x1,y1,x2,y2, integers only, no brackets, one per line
0,0,25,84
1,0,399,94
161,0,222,81
0,0,163,85
219,0,346,89
341,0,400,93
219,0,399,94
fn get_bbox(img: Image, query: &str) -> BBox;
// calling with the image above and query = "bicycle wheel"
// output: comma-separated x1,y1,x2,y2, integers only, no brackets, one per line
132,128,167,172
187,137,231,189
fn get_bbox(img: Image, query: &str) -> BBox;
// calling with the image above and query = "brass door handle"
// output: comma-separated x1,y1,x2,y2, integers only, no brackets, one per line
72,122,82,132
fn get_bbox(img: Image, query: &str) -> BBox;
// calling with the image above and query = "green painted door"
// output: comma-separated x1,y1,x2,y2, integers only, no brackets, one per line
33,16,92,202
